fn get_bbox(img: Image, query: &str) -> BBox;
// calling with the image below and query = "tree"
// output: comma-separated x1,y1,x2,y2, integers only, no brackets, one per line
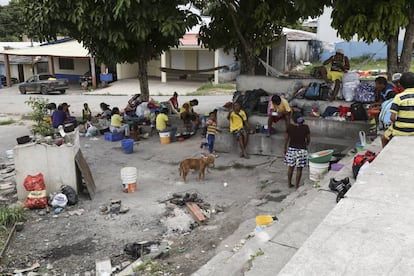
0,0,25,42
19,0,199,101
331,0,414,74
195,0,329,75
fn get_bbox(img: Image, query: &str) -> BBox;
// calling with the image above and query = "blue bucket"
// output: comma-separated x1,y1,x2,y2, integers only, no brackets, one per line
121,139,134,154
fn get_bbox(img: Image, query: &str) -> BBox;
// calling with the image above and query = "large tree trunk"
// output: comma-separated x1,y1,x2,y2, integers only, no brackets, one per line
387,34,399,76
240,51,256,75
138,58,150,102
399,6,414,73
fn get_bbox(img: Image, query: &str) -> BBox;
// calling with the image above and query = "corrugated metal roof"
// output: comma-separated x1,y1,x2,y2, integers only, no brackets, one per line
283,27,316,41
1,40,90,58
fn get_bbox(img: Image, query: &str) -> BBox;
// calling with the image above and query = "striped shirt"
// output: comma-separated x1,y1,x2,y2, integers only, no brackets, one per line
390,88,414,135
206,119,218,135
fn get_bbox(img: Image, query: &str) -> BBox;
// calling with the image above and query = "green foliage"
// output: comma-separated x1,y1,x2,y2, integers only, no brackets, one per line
0,206,24,228
133,258,174,274
0,119,16,126
25,97,54,136
19,0,199,100
0,0,24,41
196,0,329,74
331,0,409,42
196,82,235,91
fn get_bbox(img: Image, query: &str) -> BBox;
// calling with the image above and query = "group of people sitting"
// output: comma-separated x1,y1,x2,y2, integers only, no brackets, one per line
51,102,77,129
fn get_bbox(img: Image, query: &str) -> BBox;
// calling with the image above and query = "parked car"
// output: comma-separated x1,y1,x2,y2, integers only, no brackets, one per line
18,74,69,95
0,75,19,86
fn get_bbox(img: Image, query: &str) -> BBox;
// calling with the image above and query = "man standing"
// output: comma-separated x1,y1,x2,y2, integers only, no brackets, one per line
382,72,414,147
228,102,253,159
320,49,350,101
267,95,291,136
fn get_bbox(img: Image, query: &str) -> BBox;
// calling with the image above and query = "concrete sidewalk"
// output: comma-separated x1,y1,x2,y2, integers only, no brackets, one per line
279,136,414,275
193,137,383,276
83,78,206,96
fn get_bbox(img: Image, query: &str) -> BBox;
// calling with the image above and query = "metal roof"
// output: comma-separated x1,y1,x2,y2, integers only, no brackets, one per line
1,39,91,58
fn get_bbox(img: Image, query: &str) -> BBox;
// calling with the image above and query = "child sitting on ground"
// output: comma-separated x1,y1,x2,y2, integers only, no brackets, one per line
200,111,220,156
82,103,92,121
110,107,130,137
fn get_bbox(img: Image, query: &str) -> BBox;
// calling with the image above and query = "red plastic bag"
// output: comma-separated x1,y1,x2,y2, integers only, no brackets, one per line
23,173,48,209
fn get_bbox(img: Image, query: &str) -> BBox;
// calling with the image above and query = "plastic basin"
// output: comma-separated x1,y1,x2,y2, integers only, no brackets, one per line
308,149,334,163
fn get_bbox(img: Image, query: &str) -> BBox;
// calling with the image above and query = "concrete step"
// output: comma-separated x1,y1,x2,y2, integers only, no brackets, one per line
215,130,352,156
192,150,360,276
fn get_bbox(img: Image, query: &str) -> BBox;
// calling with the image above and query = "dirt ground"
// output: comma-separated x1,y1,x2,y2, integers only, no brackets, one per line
0,119,305,275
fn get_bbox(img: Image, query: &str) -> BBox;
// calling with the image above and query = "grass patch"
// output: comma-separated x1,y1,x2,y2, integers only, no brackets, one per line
0,119,16,126
133,258,174,274
0,206,25,228
188,82,236,95
300,58,414,74
0,206,25,252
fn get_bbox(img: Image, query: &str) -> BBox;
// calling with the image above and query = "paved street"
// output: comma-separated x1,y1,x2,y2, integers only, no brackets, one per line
0,78,233,115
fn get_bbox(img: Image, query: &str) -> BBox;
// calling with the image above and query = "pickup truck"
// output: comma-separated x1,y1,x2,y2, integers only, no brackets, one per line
18,74,69,95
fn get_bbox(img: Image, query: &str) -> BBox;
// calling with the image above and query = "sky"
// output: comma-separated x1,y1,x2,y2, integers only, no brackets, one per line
0,0,9,6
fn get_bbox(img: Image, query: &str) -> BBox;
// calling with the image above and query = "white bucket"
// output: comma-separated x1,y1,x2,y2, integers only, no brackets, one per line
159,132,171,144
120,167,137,192
309,161,329,182
5,149,13,159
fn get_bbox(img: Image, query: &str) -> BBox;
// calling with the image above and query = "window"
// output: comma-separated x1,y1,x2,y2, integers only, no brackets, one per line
59,58,74,70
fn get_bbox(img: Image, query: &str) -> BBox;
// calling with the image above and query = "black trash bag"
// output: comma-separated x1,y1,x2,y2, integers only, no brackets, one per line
61,185,78,205
124,242,156,259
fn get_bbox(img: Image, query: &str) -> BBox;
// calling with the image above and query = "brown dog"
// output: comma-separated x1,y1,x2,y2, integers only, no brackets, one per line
179,156,215,182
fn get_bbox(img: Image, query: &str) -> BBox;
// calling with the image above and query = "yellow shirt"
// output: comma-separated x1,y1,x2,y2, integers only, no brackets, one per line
156,113,168,131
390,88,414,136
111,114,122,127
229,110,247,132
269,98,291,114
180,101,194,114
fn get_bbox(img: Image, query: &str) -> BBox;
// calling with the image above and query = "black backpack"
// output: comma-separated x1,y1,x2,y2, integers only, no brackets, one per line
304,82,330,101
350,102,368,121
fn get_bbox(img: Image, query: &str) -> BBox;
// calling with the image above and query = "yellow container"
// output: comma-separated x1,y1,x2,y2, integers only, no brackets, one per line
256,215,277,226
159,132,171,144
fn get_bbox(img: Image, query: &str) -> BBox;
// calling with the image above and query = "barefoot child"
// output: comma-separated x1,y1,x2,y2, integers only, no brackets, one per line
284,112,310,189
201,111,220,156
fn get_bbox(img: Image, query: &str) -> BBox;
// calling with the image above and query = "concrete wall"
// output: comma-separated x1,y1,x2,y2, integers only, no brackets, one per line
236,75,317,95
117,62,139,79
216,109,368,156
14,132,80,200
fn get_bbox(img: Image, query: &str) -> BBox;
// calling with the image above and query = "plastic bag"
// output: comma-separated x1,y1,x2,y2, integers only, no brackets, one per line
24,173,48,209
51,193,68,208
61,185,78,205
85,125,98,137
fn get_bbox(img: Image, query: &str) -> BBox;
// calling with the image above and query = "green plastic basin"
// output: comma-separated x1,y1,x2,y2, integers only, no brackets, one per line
308,149,334,164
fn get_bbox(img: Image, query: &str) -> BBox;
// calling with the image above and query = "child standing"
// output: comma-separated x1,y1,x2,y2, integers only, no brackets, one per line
82,103,92,121
201,111,220,156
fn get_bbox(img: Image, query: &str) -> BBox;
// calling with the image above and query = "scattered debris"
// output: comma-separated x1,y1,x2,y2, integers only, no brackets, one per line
186,202,206,223
124,241,158,259
13,262,40,274
68,208,85,216
95,257,112,276
99,200,129,216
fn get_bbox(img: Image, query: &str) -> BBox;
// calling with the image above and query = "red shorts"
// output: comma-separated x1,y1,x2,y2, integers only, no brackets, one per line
270,115,282,123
